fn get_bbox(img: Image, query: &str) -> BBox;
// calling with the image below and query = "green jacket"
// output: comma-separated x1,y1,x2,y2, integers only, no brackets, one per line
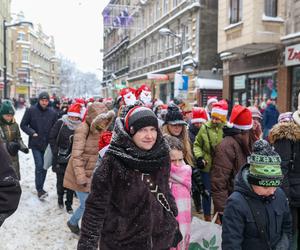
193,120,224,172
0,119,28,179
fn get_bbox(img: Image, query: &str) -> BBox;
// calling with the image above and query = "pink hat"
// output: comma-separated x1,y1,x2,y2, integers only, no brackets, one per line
211,100,228,123
68,103,81,118
191,107,208,124
230,105,253,130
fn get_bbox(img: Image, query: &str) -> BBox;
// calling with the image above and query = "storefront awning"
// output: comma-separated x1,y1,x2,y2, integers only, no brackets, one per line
196,78,223,90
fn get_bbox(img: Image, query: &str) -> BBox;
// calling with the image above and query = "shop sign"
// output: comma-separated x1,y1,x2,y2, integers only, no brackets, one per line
234,75,246,90
285,44,300,66
174,73,188,98
16,86,28,94
147,73,169,80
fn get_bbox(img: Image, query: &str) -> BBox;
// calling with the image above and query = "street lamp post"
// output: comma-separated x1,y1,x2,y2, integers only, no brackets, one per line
3,20,33,99
159,27,184,74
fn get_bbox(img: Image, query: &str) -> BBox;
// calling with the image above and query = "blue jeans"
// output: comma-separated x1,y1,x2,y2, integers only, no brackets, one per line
201,171,211,216
69,191,89,226
32,149,47,192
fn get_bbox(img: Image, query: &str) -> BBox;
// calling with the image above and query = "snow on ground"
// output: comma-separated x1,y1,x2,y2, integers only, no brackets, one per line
0,108,79,250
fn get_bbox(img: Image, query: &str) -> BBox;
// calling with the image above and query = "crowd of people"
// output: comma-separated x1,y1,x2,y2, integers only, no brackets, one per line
0,84,299,249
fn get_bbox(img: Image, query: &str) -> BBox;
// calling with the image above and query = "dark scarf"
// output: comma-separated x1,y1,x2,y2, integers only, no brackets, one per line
0,117,15,125
106,118,170,173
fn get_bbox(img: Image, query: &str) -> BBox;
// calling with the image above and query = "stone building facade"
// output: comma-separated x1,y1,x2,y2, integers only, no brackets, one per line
0,0,12,98
218,0,294,112
102,0,220,105
10,13,60,99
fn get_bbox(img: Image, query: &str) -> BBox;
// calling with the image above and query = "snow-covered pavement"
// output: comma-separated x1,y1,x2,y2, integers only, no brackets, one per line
0,108,78,250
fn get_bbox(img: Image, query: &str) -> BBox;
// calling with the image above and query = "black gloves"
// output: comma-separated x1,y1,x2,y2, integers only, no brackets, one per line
196,157,206,169
191,168,209,198
21,148,29,154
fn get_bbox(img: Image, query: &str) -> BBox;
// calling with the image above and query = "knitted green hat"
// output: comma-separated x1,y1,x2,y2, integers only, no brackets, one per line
248,140,283,187
0,100,15,116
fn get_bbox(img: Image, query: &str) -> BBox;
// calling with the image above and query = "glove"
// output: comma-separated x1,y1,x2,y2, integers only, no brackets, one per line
192,168,210,199
196,157,206,169
22,148,29,154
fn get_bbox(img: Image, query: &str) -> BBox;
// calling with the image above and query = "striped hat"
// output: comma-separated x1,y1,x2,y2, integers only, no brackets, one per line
211,100,228,123
248,140,283,187
278,112,293,123
125,106,158,136
230,105,253,130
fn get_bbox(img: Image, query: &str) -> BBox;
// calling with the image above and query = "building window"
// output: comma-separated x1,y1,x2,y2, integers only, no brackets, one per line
265,0,277,17
22,49,29,61
163,0,168,15
17,32,26,41
230,0,242,24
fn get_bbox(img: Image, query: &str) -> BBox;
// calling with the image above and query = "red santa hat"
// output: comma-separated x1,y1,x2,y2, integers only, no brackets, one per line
191,107,208,124
75,98,85,105
135,84,151,98
207,96,218,107
211,100,228,123
229,105,253,130
119,87,136,98
67,103,81,118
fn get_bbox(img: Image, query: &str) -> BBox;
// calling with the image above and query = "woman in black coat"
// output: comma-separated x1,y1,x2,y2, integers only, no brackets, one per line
269,114,300,249
78,106,179,250
222,140,292,250
49,104,82,213
0,140,21,227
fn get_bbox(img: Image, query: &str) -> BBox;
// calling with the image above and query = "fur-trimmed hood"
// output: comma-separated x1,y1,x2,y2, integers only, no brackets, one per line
269,121,300,144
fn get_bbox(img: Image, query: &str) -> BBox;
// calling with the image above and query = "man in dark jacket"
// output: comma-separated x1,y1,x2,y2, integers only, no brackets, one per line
262,100,279,139
0,140,21,227
21,91,57,199
222,140,292,250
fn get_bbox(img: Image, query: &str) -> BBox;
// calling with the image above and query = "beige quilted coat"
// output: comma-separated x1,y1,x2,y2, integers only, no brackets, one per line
63,102,114,192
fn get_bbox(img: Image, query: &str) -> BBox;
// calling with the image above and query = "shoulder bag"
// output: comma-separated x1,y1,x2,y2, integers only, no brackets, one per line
140,173,183,248
56,122,72,164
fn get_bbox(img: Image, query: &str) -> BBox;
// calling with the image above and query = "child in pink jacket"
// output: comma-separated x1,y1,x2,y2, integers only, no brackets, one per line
165,135,192,250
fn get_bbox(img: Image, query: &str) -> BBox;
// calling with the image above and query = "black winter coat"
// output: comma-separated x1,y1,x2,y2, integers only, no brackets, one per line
20,103,57,150
188,122,199,145
49,118,75,173
0,142,21,227
78,118,178,250
269,121,300,207
222,164,292,250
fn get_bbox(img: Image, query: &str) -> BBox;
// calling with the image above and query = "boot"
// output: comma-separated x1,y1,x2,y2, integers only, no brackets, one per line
204,215,211,222
66,204,73,214
58,196,64,209
67,221,80,235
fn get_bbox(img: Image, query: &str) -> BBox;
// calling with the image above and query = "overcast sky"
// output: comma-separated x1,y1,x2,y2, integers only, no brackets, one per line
11,0,110,75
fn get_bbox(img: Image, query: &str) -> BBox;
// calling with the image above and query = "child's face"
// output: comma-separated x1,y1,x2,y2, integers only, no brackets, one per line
2,114,13,122
252,185,276,197
170,149,184,167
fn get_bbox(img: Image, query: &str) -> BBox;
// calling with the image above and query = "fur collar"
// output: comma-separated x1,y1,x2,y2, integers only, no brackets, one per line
269,122,300,144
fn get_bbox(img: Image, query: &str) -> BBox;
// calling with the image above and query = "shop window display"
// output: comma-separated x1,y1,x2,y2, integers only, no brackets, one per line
232,71,278,110
292,66,300,111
